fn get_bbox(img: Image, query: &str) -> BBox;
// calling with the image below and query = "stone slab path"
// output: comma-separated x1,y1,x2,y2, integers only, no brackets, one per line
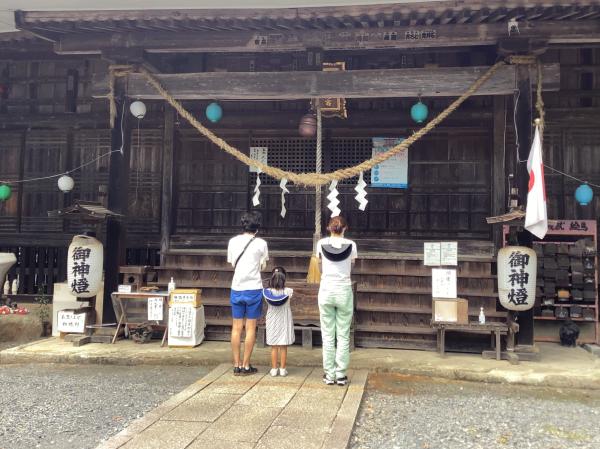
96,364,367,449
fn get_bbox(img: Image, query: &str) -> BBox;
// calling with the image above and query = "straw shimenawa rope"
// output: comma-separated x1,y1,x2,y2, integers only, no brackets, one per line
108,57,541,186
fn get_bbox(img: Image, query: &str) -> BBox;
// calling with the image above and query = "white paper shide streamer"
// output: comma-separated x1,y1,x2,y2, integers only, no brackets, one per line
327,180,341,217
280,178,289,218
354,171,368,211
253,169,262,206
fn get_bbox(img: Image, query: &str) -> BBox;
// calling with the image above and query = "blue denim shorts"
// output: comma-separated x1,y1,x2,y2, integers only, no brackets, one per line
230,289,263,319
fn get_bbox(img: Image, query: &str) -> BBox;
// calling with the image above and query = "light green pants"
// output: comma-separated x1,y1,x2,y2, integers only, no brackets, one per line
318,285,353,379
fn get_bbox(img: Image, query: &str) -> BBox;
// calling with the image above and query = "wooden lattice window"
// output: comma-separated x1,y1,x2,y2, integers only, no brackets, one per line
328,138,374,185
249,137,316,186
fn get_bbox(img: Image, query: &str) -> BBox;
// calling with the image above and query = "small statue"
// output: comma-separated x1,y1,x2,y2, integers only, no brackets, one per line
3,277,9,295
11,277,18,295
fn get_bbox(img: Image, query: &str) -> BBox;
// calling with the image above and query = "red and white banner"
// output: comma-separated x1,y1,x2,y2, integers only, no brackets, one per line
525,126,548,239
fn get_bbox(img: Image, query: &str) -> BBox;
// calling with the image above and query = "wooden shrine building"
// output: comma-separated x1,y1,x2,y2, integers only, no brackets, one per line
1,1,599,349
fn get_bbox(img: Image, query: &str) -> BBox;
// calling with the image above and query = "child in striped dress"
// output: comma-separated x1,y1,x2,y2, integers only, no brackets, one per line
263,267,295,377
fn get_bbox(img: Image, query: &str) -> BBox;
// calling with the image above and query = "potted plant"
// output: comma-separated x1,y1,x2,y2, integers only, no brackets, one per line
34,289,52,337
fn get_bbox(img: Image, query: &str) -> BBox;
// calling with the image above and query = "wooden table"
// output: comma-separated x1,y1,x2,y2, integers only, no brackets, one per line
111,292,170,345
431,321,509,361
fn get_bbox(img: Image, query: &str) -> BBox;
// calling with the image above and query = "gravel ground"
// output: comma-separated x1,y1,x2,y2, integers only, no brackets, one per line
0,363,209,449
351,374,600,449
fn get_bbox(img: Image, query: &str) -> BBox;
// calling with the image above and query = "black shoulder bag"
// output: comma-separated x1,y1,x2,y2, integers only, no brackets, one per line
234,236,257,269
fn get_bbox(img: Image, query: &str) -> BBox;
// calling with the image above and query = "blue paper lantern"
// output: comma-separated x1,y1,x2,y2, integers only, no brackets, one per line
205,102,223,123
410,100,428,124
575,183,593,206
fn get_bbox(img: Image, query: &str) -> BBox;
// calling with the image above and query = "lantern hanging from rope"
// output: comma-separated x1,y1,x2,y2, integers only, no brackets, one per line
497,246,537,311
129,100,147,119
0,185,11,201
575,183,593,206
58,175,74,193
206,102,223,123
410,97,429,124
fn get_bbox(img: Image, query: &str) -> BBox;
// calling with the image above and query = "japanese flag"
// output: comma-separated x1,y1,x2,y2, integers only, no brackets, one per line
524,126,548,239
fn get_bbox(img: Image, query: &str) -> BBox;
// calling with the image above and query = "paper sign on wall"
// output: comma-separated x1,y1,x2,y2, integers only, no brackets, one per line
370,137,408,188
147,297,164,321
440,242,458,266
432,268,457,299
57,310,86,333
169,304,194,338
249,147,268,173
424,242,441,266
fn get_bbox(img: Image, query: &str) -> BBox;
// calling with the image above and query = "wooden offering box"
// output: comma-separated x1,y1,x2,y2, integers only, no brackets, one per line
432,298,469,324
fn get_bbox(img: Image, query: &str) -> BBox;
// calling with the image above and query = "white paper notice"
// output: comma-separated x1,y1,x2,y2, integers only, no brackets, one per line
249,147,268,173
432,268,457,299
440,242,458,266
147,297,164,321
57,310,86,333
424,242,441,266
169,304,194,338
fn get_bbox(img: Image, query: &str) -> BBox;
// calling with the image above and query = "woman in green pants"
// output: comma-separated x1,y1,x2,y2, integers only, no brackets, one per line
317,216,357,386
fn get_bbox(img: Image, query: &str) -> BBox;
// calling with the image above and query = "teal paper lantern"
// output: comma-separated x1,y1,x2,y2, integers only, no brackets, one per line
410,100,428,124
205,102,223,123
0,184,11,201
575,183,593,206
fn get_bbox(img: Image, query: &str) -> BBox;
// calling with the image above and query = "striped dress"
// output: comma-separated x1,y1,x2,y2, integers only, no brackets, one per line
265,287,295,346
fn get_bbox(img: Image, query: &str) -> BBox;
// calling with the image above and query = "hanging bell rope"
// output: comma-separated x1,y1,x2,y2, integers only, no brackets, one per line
108,56,543,187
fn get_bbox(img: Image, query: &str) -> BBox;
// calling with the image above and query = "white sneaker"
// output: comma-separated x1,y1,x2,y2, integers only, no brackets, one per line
279,368,288,377
270,368,279,377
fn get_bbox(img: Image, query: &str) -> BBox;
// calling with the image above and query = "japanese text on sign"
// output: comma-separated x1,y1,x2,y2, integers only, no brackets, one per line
169,304,194,338
507,251,530,307
432,268,457,299
57,310,86,333
147,297,164,321
70,247,91,295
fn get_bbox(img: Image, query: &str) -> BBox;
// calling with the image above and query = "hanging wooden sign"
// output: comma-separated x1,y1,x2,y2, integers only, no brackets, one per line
313,62,347,119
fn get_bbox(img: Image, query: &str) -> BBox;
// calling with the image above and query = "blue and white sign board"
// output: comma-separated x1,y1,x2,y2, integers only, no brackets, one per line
371,137,408,188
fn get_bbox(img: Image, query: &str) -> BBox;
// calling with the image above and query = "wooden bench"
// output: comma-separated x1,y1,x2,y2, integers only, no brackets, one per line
257,281,357,350
431,321,509,361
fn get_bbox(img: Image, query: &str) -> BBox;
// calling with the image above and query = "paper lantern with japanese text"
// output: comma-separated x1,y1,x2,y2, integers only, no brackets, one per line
497,246,537,311
67,235,103,298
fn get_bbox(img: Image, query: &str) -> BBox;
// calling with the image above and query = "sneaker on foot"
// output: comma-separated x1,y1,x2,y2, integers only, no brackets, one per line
240,365,258,376
323,374,335,385
336,376,348,386
270,368,279,377
233,366,241,376
279,368,288,377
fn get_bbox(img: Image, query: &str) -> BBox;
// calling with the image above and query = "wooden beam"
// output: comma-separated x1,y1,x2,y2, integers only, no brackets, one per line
92,64,560,100
160,107,174,265
53,21,600,55
491,95,506,249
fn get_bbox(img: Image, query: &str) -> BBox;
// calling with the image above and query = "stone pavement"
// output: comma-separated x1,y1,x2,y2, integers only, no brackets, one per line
2,338,600,390
96,364,368,449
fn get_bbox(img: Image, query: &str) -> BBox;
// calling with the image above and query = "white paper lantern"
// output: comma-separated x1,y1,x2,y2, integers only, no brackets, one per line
58,175,74,192
129,100,146,119
497,246,537,311
67,235,103,298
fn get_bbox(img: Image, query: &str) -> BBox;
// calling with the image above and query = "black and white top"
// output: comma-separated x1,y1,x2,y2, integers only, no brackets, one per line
264,287,295,346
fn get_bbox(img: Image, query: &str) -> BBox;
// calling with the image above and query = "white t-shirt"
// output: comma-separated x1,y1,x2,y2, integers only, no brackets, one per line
317,236,357,292
227,234,269,291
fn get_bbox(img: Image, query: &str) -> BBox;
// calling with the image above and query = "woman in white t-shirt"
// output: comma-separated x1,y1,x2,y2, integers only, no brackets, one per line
227,211,268,376
317,215,357,386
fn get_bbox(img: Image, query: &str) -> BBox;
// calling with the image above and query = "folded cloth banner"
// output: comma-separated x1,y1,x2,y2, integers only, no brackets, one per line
354,171,368,211
253,169,262,206
327,180,341,217
525,125,548,239
280,178,289,218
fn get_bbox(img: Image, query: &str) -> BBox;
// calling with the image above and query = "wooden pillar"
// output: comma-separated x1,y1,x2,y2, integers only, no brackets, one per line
160,107,175,265
103,84,131,324
492,96,507,248
515,63,535,347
